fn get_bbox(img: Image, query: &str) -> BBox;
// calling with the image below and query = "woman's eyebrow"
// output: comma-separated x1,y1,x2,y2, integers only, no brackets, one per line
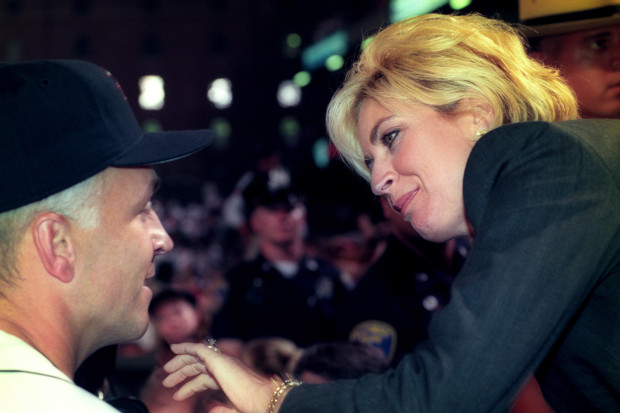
369,116,392,145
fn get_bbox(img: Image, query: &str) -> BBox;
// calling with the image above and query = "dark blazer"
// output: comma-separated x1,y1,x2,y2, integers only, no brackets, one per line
281,120,620,412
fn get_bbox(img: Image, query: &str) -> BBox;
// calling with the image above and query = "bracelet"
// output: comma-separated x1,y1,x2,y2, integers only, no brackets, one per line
266,378,302,413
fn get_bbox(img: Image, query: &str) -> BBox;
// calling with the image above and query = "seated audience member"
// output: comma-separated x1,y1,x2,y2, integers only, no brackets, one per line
211,166,349,349
291,341,389,384
148,289,206,365
140,289,211,413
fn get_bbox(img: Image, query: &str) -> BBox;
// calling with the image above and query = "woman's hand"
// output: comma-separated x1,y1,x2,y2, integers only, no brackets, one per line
162,342,278,413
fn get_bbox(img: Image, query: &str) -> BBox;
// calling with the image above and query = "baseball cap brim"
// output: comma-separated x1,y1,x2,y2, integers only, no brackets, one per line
0,59,215,213
112,129,214,167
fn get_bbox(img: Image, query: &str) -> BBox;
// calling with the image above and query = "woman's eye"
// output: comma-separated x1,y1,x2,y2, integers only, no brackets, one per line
382,130,398,147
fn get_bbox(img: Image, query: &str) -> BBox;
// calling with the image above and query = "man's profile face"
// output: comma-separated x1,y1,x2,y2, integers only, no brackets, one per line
74,167,173,346
535,25,620,119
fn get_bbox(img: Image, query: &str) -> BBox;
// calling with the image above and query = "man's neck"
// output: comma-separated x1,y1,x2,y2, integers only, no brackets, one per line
0,299,79,379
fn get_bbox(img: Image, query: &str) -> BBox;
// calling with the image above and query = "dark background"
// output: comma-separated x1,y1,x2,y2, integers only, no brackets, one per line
1,0,519,233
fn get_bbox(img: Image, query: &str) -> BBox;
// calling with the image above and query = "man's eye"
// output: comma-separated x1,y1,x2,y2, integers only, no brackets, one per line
140,202,155,219
590,38,609,51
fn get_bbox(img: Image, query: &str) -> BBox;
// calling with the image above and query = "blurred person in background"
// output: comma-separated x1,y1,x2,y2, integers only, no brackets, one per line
140,289,211,413
520,0,620,119
290,341,389,384
210,166,348,354
148,289,207,365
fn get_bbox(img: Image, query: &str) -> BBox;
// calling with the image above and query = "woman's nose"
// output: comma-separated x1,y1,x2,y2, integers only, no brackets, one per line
371,161,395,196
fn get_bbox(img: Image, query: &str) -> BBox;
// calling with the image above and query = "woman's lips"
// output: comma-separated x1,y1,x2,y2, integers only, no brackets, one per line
392,189,418,215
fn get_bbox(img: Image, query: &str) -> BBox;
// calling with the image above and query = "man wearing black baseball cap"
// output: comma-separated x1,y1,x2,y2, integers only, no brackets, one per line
0,60,212,411
519,0,620,119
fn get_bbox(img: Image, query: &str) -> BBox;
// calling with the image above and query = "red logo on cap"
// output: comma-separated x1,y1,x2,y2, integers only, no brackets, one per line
101,67,128,101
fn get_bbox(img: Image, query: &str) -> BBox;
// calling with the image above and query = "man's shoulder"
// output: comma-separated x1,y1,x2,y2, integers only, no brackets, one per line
0,330,119,412
0,374,121,412
0,330,66,377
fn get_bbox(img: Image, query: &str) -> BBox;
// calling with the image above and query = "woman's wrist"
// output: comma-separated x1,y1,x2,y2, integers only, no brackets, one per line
266,376,302,413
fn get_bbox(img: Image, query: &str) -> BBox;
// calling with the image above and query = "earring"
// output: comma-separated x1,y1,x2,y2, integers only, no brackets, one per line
475,129,488,138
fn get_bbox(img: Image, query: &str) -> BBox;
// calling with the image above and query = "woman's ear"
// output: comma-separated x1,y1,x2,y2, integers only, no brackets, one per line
472,100,495,130
461,98,496,131
32,212,76,283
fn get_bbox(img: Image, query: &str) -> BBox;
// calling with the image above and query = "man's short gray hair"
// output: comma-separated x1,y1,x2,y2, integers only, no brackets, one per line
0,170,106,286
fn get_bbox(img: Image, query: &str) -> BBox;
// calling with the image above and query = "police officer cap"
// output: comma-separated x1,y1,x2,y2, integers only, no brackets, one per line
242,166,302,217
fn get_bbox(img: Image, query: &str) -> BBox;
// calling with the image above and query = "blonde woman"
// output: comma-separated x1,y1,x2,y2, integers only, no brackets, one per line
163,14,619,413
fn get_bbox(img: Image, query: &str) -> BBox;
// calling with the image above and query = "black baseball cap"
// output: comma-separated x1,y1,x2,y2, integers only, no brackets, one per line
0,59,213,213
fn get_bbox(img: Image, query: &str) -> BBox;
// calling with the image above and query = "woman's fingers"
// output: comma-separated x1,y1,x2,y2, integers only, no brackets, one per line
163,342,281,412
170,373,219,401
163,350,220,401
169,342,213,360
162,355,207,387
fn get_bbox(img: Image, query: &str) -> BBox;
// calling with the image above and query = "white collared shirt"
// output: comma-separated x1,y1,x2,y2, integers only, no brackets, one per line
0,330,120,412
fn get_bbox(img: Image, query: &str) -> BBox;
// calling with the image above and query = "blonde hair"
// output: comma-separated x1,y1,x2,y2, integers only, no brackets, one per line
326,13,579,181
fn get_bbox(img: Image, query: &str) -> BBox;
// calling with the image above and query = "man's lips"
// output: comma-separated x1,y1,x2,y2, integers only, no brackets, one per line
145,263,156,281
392,189,418,214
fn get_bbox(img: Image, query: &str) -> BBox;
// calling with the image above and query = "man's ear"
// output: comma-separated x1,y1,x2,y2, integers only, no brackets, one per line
32,213,76,283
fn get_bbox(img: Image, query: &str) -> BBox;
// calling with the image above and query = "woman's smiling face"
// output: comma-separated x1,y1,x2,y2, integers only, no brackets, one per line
358,98,486,242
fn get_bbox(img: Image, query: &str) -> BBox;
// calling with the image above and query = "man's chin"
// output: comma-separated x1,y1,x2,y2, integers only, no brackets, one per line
122,319,150,344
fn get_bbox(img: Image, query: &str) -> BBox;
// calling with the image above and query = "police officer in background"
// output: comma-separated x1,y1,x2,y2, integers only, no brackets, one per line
519,0,620,119
211,166,348,354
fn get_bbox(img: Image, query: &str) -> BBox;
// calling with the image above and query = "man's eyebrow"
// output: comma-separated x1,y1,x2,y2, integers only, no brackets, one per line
151,175,161,194
144,174,161,200
585,30,612,40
